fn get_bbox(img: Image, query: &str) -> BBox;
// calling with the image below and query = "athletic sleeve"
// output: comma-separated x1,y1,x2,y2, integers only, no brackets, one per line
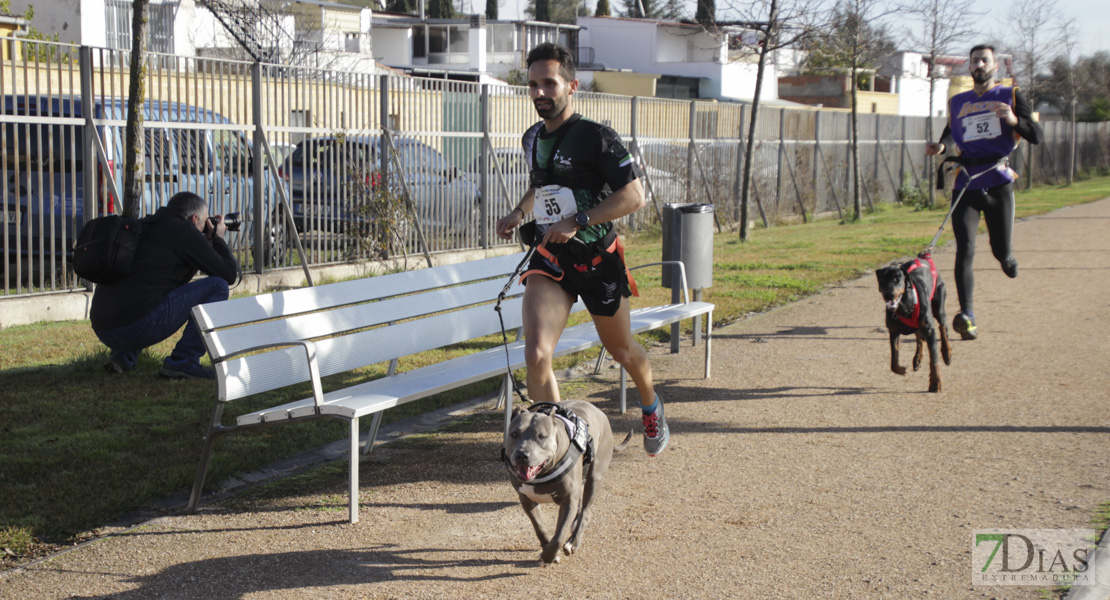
1012,89,1042,145
596,125,640,192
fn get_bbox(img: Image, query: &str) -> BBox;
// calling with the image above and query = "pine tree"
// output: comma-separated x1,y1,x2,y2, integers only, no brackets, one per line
386,0,415,14
619,0,659,18
427,0,455,19
486,0,498,19
595,0,611,16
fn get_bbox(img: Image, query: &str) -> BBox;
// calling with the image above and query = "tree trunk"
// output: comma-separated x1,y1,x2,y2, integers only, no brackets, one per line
926,70,936,208
122,0,149,218
1068,98,1077,185
739,0,776,241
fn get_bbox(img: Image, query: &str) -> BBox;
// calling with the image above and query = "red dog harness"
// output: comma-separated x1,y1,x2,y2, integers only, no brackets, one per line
897,254,938,329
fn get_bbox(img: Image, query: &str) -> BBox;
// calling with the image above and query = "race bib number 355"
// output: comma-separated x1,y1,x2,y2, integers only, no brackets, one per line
963,112,1002,142
533,185,578,225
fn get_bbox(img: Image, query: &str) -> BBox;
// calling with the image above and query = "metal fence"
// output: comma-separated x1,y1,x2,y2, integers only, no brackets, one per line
3,37,1108,297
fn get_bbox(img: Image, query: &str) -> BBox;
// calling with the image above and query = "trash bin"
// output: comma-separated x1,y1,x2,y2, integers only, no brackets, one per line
661,203,714,291
661,203,714,351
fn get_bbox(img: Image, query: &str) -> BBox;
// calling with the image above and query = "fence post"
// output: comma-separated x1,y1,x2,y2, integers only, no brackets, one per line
480,83,489,249
733,104,744,222
814,110,821,213
687,100,696,204
629,95,638,230
80,46,96,292
251,61,265,275
777,108,785,215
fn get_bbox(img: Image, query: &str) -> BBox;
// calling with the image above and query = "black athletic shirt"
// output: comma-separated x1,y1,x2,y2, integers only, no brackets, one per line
525,114,640,244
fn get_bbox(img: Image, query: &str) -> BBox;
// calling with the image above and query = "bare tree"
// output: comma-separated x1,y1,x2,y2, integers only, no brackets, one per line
804,0,899,220
1057,16,1079,185
902,0,980,206
1005,0,1059,188
122,0,149,218
722,0,824,240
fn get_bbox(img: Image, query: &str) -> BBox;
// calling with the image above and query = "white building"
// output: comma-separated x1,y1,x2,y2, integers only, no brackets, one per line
876,50,954,117
3,0,376,71
371,13,577,83
575,16,779,102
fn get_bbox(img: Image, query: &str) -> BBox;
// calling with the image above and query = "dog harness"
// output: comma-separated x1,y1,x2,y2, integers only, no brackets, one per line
502,402,595,485
897,254,938,329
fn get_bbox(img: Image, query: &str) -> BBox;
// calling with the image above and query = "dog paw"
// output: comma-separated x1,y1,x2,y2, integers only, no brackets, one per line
929,380,941,393
563,541,576,555
892,366,906,376
540,549,561,565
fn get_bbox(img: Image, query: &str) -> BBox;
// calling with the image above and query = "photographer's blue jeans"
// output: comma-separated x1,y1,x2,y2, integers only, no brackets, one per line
94,277,229,370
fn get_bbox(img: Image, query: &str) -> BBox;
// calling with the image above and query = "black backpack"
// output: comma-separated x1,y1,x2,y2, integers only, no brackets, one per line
72,214,145,284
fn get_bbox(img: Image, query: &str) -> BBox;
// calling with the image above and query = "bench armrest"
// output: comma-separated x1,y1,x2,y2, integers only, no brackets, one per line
216,340,326,408
629,261,689,304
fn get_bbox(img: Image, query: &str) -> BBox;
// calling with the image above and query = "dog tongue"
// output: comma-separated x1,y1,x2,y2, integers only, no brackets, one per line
517,463,545,481
886,299,899,310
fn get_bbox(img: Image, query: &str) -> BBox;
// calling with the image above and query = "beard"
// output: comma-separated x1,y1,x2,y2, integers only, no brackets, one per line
534,95,569,120
972,69,995,85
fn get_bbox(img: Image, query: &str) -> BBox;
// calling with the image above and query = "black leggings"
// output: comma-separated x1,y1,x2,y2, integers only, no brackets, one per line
950,182,1015,317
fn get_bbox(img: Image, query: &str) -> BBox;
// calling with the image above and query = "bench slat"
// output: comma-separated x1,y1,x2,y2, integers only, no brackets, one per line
218,297,528,401
205,278,523,361
195,253,526,330
236,301,713,424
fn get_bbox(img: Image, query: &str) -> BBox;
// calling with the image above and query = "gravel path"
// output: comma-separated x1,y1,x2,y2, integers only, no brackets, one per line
3,198,1109,599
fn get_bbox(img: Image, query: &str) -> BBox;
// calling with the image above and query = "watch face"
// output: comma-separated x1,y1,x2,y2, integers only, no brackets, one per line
576,212,589,227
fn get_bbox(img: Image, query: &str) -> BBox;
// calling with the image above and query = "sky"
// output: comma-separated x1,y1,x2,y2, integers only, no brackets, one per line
492,0,1109,58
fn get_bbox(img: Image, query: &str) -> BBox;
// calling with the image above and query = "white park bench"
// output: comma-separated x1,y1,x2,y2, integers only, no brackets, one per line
186,251,714,523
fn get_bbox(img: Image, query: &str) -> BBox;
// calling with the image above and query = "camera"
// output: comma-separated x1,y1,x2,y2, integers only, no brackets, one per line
208,212,241,232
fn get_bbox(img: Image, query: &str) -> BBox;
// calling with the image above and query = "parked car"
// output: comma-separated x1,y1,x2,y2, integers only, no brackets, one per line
277,135,480,235
2,95,280,269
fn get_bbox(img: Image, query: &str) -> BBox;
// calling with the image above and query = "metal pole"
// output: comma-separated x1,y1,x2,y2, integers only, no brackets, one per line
480,83,489,248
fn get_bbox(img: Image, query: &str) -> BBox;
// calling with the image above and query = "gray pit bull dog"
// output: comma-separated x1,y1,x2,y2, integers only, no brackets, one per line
503,400,632,565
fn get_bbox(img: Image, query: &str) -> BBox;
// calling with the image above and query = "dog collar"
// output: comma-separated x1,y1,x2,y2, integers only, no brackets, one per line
503,402,594,485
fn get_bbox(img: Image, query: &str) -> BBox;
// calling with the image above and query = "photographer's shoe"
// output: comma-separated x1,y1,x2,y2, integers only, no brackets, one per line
642,394,670,457
953,313,978,340
104,351,136,374
159,362,215,380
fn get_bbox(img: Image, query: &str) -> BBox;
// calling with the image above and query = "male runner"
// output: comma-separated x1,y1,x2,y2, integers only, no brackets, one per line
495,42,668,456
926,44,1041,340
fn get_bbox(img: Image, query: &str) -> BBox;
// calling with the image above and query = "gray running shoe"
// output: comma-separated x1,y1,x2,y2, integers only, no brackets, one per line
1002,256,1019,278
953,313,978,340
642,394,670,456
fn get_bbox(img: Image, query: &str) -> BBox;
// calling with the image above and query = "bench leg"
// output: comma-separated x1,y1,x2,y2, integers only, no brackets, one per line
495,374,510,412
349,417,360,524
362,412,384,456
186,403,227,514
594,347,607,374
504,386,514,438
704,310,713,378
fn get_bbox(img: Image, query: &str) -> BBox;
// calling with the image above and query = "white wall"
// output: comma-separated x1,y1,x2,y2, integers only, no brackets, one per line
6,0,94,46
374,28,412,65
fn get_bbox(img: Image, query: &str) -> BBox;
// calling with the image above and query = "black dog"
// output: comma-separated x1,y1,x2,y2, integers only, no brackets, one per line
875,253,952,392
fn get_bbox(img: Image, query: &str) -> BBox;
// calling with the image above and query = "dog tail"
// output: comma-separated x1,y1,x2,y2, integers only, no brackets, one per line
613,429,634,453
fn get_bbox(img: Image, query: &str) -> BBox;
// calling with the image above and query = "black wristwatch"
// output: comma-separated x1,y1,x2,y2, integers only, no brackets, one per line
575,212,590,229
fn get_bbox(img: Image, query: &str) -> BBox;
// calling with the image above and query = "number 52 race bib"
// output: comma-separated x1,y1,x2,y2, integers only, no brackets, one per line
962,112,1002,142
533,185,578,225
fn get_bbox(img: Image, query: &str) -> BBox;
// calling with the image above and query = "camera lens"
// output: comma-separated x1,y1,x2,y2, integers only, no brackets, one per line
207,212,241,232
224,212,241,232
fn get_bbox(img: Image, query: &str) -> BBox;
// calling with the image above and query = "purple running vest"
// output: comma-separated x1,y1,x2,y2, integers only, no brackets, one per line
947,85,1021,190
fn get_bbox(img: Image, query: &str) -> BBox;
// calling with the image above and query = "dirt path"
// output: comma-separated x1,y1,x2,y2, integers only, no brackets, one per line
4,198,1110,599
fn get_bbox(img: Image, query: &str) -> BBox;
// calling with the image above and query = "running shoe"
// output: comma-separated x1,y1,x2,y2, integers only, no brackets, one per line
1002,256,1019,279
953,313,978,340
642,394,670,456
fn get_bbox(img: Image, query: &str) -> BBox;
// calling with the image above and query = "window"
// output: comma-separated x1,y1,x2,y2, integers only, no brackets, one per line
429,27,448,53
448,26,469,53
413,27,426,58
345,33,360,53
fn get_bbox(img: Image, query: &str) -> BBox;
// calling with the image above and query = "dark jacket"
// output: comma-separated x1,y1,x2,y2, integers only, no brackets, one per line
90,207,239,331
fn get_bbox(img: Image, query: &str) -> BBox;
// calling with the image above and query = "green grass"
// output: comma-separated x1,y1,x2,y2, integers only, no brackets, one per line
2,176,1109,566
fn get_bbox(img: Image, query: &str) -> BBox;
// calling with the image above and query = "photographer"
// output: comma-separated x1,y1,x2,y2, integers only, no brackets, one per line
92,191,240,380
